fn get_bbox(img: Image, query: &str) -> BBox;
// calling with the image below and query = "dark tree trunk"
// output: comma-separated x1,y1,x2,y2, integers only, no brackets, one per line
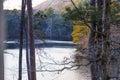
101,0,111,80
25,19,31,80
26,0,36,80
18,0,26,79
96,0,103,79
0,0,4,80
89,0,103,80
96,0,103,54
89,0,99,80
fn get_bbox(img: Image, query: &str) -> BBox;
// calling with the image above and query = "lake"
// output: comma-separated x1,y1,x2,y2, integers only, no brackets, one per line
4,40,91,80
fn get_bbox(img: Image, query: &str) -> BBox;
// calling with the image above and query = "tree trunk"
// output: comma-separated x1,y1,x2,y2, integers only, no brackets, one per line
101,0,111,80
25,19,31,80
96,0,103,79
89,0,104,80
89,0,100,80
96,0,103,55
18,0,26,79
0,0,4,80
26,0,36,80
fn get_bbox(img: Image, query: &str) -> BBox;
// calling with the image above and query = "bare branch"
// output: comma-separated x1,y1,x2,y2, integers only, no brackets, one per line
36,62,91,72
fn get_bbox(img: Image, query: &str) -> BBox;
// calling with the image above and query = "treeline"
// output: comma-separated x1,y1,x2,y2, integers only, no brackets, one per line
4,8,73,41
5,9,21,40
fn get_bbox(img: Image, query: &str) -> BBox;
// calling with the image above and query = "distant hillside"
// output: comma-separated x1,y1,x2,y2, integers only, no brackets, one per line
33,0,83,13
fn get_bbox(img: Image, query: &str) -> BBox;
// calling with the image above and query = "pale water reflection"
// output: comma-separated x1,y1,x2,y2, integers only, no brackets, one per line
5,47,90,80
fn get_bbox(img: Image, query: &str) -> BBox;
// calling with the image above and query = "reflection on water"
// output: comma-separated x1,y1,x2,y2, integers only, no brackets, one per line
5,40,76,49
4,41,90,80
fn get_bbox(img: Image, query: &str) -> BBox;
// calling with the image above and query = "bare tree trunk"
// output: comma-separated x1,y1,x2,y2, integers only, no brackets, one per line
26,0,36,80
18,0,26,79
0,0,5,80
25,19,31,80
19,2,31,79
101,0,111,80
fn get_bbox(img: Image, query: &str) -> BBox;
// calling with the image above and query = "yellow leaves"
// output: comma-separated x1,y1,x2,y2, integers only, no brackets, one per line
111,1,116,7
73,25,81,32
72,37,79,43
111,1,120,7
71,25,80,43
44,7,54,13
71,24,89,43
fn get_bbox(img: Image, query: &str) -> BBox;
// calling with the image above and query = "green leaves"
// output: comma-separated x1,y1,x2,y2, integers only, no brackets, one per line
62,1,91,21
34,10,46,19
44,7,55,17
111,2,120,24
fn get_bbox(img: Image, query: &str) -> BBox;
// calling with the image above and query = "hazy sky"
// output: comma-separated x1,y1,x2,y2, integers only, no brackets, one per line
4,0,46,10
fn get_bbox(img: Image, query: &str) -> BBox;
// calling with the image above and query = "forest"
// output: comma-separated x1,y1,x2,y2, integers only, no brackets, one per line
5,9,73,41
0,0,120,80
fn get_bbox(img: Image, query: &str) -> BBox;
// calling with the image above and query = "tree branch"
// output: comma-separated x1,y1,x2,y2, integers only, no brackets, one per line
70,0,105,36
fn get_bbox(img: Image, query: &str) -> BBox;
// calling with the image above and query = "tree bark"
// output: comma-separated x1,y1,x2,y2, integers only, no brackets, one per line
0,0,4,80
89,0,103,80
89,0,100,80
26,0,36,80
25,18,31,80
101,0,111,80
18,0,26,80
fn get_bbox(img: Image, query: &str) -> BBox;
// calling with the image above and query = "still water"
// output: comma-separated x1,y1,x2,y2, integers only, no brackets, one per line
4,41,90,80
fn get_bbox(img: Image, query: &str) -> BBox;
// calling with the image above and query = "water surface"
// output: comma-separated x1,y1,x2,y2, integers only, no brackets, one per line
4,41,90,80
